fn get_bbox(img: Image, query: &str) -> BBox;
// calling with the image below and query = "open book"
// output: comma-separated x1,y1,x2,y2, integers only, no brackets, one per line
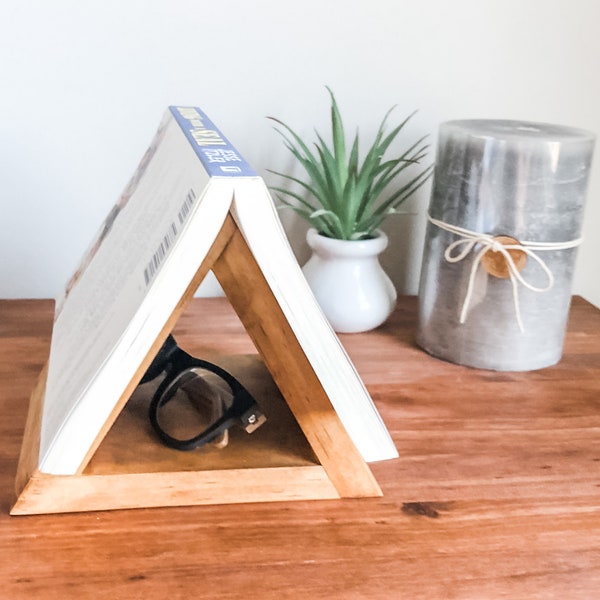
34,105,398,479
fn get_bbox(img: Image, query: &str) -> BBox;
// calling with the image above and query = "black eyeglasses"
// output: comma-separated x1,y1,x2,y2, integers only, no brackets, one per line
140,335,266,451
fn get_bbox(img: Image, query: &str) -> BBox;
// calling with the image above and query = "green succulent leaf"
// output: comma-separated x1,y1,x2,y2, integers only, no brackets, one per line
268,88,432,240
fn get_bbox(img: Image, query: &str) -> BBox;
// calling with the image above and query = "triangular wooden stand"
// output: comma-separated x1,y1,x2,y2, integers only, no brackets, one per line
12,212,382,515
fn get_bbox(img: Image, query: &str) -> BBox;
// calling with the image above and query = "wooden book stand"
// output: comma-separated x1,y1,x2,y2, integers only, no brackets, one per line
12,213,382,515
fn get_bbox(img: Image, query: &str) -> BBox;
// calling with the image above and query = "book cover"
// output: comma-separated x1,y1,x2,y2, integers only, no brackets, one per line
27,105,397,481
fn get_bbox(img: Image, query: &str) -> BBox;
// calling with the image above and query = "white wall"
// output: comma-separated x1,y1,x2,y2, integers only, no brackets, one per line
2,0,599,306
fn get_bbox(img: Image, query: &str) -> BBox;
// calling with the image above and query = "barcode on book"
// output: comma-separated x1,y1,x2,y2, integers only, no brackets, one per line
143,188,197,287
178,188,196,225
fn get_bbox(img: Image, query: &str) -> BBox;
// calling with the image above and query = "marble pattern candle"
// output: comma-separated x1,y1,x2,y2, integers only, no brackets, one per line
417,120,595,371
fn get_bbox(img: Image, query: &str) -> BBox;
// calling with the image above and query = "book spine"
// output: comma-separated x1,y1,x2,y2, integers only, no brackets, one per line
169,106,256,177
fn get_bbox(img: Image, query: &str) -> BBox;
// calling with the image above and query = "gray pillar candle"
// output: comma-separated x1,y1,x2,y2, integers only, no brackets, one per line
417,119,595,371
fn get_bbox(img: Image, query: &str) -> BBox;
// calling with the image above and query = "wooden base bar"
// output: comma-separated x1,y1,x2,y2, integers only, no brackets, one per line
11,466,339,515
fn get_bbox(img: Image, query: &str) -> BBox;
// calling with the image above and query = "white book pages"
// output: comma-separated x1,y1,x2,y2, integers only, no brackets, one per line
40,113,233,474
231,178,399,463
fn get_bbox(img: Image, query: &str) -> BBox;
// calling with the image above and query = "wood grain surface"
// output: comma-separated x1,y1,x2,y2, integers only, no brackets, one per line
1,296,599,598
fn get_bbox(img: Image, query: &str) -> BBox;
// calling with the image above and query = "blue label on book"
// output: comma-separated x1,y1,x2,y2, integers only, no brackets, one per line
169,106,256,177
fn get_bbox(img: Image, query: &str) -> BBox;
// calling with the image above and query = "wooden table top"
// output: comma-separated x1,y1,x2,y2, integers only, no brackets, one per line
1,296,599,598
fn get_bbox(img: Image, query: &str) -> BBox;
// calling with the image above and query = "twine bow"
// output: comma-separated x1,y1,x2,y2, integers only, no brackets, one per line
427,215,582,332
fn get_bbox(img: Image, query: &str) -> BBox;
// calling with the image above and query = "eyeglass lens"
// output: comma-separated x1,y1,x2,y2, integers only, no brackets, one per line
155,367,234,448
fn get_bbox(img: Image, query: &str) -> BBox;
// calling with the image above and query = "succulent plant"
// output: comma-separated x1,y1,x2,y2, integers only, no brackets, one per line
268,87,432,240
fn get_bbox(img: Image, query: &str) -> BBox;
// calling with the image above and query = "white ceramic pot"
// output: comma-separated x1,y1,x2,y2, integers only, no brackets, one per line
302,229,397,333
